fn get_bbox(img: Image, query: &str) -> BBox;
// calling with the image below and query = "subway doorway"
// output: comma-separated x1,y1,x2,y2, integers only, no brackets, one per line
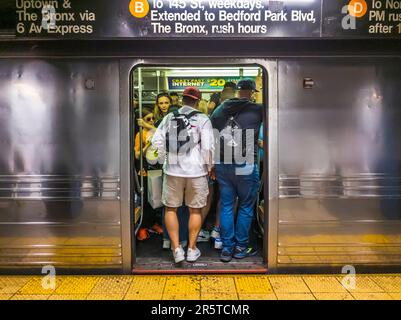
131,65,268,274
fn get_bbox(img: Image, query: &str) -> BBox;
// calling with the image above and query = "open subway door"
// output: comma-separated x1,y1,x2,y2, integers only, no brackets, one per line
130,62,270,274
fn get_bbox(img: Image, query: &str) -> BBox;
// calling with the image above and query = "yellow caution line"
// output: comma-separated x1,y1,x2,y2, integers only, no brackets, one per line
0,275,401,300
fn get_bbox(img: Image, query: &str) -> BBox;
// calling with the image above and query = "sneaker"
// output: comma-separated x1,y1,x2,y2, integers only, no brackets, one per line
197,229,210,242
150,223,163,235
173,246,185,263
210,227,220,240
186,247,201,262
163,239,171,250
233,246,258,259
220,248,233,263
214,237,223,250
137,228,149,241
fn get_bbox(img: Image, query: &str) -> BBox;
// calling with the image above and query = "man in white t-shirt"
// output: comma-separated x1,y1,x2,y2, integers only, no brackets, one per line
151,87,214,263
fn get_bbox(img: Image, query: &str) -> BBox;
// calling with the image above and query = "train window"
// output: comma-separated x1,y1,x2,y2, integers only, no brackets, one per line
131,66,267,272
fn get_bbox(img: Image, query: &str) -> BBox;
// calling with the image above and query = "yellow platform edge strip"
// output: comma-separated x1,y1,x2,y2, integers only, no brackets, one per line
1,275,401,300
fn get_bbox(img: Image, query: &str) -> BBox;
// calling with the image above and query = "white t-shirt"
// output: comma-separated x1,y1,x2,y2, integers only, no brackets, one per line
151,105,214,178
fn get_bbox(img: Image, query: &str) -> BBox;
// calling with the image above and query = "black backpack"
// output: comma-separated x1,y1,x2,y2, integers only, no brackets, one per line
166,110,202,154
220,108,248,162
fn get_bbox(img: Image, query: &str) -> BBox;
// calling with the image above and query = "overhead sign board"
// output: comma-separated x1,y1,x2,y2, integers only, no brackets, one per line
6,0,401,39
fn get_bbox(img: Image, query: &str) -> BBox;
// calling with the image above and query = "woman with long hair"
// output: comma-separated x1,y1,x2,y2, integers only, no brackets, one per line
154,92,172,127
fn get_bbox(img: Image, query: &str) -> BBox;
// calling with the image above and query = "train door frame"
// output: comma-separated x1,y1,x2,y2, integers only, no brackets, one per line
119,58,278,274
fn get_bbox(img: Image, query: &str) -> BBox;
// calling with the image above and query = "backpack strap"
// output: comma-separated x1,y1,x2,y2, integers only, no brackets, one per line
171,110,201,119
185,110,203,119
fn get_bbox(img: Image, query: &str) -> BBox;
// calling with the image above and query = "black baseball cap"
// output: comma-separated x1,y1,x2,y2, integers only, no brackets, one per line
236,78,259,92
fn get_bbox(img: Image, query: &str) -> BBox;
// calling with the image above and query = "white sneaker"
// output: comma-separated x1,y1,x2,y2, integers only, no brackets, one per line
163,239,171,250
186,247,201,262
214,238,223,250
210,227,220,240
197,229,210,242
173,246,185,263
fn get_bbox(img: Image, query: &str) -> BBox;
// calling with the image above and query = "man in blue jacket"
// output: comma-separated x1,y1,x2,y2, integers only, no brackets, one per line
210,79,263,262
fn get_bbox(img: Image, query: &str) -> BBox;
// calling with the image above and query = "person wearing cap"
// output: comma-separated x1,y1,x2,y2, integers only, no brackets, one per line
151,86,215,264
210,78,263,262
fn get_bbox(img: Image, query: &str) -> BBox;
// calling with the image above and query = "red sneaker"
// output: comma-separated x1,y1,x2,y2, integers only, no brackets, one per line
137,228,149,241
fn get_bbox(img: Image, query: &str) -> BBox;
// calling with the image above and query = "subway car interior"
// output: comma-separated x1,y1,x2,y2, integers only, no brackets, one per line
131,66,267,273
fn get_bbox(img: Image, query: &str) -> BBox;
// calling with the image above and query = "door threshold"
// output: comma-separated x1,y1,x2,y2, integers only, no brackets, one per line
132,257,268,275
132,267,268,275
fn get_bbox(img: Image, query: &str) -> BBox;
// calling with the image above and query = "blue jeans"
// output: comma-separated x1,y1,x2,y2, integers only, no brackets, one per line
215,164,259,251
162,206,189,242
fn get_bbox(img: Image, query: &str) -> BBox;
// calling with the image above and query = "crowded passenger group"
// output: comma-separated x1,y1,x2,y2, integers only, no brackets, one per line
134,79,264,264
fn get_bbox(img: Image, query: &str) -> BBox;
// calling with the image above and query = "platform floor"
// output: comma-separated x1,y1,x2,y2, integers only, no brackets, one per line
1,274,401,300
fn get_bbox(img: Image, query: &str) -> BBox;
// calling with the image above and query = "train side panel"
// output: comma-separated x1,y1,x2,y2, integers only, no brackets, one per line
277,58,401,268
0,59,122,271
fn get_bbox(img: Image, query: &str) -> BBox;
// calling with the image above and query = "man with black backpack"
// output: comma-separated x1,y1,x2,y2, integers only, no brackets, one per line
151,86,214,264
210,79,263,263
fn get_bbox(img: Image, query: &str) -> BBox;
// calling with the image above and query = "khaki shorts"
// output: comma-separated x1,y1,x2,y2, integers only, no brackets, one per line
162,175,209,209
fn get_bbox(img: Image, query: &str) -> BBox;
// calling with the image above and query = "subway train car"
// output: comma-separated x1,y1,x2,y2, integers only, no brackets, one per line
1,0,401,274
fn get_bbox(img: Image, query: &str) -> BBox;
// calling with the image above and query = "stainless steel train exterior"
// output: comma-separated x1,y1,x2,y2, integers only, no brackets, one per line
0,41,401,274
